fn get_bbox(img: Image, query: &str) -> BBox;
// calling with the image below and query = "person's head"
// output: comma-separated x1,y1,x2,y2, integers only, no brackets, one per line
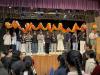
23,56,33,69
57,55,66,67
12,32,16,36
66,50,82,75
87,50,96,59
40,30,43,34
46,31,49,35
85,43,92,51
33,31,36,35
3,49,12,57
92,29,96,33
12,51,21,62
20,52,26,60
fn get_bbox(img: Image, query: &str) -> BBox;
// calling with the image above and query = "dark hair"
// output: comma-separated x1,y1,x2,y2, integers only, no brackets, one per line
12,51,21,63
23,56,33,69
87,50,96,58
57,55,66,67
66,50,82,75
85,43,92,49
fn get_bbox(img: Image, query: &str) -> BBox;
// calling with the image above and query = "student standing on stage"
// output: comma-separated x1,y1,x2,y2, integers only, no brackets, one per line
25,32,32,53
89,30,98,51
51,32,57,52
11,32,17,51
64,32,71,52
45,31,51,54
37,31,45,54
20,33,26,52
16,32,22,51
71,32,78,50
57,32,64,51
3,31,11,51
31,31,38,53
78,30,86,54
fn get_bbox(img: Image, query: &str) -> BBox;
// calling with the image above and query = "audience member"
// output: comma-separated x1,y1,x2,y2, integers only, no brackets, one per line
54,55,69,75
65,50,85,75
1,50,12,74
0,52,9,75
23,56,37,75
82,43,92,70
85,50,96,75
11,51,25,75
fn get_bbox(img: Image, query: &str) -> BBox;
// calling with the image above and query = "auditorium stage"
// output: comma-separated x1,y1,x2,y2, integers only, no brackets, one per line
32,53,61,75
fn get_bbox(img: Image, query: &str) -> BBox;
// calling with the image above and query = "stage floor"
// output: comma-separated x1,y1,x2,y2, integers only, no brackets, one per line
32,53,60,75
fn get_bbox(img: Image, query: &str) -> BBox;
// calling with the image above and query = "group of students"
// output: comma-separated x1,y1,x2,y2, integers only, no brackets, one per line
0,49,37,75
54,44,99,75
3,30,87,54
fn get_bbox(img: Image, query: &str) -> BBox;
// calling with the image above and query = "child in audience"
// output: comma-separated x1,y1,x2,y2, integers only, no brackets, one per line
23,56,37,75
85,50,96,75
82,43,92,70
54,55,69,75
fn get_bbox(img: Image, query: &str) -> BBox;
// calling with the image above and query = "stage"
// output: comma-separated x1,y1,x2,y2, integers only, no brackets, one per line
32,53,61,75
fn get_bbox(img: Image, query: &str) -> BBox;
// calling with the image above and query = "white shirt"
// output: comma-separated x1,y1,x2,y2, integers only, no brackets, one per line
68,71,86,75
89,32,98,39
85,58,96,75
37,34,44,43
11,35,17,45
3,34,11,45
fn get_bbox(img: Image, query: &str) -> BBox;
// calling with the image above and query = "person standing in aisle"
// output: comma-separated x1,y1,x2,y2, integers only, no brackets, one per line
3,31,11,51
45,31,51,54
37,31,45,54
25,32,32,53
31,31,38,53
57,31,64,51
51,32,57,52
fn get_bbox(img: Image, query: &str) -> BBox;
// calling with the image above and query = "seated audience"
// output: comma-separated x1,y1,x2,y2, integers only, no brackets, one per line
1,50,12,74
85,50,96,75
23,56,37,75
11,51,25,75
0,52,9,75
54,55,69,75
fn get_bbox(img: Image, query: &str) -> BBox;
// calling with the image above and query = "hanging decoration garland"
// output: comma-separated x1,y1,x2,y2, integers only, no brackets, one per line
4,20,89,33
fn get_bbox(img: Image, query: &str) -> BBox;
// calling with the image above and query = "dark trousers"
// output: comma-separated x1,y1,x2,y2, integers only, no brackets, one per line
11,45,16,51
4,45,10,51
45,43,50,54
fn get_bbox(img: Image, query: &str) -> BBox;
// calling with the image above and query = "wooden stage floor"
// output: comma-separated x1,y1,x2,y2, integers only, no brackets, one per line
32,53,60,75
